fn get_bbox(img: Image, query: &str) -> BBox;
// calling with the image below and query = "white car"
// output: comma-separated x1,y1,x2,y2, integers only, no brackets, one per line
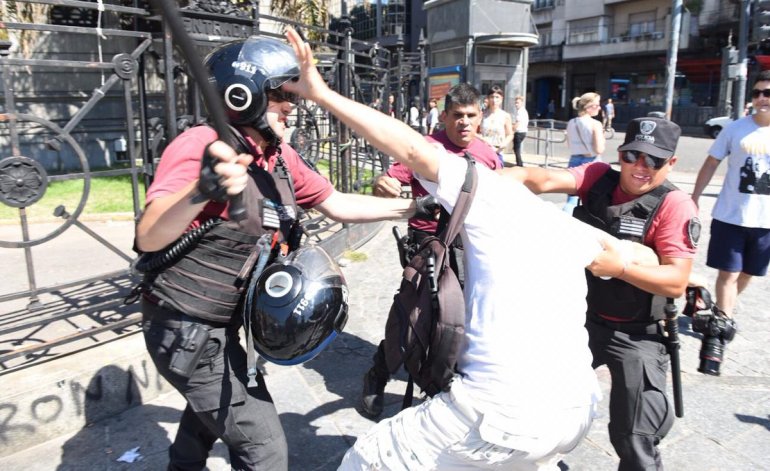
704,116,734,139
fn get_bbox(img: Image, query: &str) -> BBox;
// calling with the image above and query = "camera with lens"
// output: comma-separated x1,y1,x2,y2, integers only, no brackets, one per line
684,286,738,376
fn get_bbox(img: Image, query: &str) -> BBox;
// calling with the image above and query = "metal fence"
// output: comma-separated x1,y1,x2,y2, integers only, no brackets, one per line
0,0,425,372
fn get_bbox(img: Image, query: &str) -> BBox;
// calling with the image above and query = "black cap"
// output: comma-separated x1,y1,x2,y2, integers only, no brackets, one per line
618,117,681,159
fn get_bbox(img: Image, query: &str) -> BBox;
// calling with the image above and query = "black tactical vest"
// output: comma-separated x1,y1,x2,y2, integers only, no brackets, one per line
573,169,676,322
148,150,299,324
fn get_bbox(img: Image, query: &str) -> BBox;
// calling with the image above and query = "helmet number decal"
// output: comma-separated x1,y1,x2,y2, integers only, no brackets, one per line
233,60,257,75
224,83,252,112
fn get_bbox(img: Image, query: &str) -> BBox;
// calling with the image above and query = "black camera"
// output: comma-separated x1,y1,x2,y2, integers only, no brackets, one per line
684,287,738,376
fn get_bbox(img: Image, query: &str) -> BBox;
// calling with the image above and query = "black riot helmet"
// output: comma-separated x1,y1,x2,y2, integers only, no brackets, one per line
249,246,348,365
205,36,299,146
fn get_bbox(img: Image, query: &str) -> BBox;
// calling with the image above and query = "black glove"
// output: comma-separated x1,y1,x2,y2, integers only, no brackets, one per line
683,286,713,317
413,195,440,221
197,143,229,203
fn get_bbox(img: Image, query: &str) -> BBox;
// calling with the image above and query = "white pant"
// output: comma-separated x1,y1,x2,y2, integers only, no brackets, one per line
339,378,597,471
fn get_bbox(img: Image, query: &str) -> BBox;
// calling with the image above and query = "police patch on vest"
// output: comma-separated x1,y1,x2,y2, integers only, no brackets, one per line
688,217,701,248
618,216,645,238
262,199,297,229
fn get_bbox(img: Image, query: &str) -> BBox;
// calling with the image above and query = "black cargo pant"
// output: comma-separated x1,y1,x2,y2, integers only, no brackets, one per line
141,298,288,471
587,319,675,471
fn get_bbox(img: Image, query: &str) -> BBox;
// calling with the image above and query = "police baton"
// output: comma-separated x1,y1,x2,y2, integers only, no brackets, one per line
149,0,246,220
663,297,684,418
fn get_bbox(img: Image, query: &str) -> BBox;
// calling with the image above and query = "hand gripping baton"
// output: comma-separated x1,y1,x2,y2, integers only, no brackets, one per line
664,297,684,418
150,0,246,221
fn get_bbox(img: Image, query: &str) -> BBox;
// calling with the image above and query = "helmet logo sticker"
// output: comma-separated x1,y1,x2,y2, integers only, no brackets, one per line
265,271,292,298
225,83,252,112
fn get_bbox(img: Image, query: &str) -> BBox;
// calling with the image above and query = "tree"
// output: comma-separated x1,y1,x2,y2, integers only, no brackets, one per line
271,0,330,41
0,1,51,56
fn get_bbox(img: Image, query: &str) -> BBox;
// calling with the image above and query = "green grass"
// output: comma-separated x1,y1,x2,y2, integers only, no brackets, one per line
0,159,376,223
0,174,145,222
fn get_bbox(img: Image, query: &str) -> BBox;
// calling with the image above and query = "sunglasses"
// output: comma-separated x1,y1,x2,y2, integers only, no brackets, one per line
267,89,299,104
621,150,669,170
751,89,770,99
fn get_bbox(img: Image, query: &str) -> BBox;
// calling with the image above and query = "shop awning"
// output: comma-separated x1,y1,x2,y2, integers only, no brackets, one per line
675,58,723,83
755,55,770,70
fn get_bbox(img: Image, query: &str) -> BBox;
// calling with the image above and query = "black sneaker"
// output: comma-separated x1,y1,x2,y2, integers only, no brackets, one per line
360,367,387,418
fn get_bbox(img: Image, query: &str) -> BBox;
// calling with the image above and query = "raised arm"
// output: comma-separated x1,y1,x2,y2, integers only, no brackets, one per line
499,166,578,194
283,29,440,182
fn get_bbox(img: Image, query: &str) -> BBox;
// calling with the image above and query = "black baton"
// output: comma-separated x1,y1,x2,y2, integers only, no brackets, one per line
664,297,684,418
150,0,246,220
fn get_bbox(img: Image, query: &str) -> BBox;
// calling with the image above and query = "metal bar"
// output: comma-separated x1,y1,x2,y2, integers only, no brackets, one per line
59,74,122,135
48,168,143,181
52,210,135,263
14,0,148,15
1,22,152,38
0,58,114,69
19,208,42,310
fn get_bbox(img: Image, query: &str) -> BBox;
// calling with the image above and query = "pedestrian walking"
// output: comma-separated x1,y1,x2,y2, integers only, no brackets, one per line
690,70,770,372
512,95,529,166
480,85,513,167
564,92,605,213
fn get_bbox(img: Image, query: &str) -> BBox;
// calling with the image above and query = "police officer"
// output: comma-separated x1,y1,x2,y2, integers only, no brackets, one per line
134,37,426,470
361,83,501,418
505,117,698,470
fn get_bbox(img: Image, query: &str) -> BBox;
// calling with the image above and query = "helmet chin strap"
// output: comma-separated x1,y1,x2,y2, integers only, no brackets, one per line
255,116,282,149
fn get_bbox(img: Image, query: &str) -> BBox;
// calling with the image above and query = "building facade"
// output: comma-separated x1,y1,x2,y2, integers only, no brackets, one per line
528,0,769,128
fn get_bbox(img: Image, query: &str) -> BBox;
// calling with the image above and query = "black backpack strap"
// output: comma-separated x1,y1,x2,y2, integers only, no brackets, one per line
402,376,415,409
439,152,478,245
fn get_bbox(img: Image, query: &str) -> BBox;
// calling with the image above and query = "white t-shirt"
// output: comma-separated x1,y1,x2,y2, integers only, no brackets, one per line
708,116,770,228
514,107,529,133
418,151,603,414
427,107,439,130
409,106,420,127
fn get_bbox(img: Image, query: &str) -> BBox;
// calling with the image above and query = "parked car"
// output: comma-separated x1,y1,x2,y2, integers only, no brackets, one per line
704,116,734,139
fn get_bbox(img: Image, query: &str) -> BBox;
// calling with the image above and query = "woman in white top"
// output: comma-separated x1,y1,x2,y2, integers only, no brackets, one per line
564,92,605,212
480,85,513,166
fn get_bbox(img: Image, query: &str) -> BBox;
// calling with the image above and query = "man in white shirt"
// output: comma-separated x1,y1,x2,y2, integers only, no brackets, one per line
279,28,656,470
691,70,770,373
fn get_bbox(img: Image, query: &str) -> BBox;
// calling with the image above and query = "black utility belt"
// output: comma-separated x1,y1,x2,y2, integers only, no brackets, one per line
589,314,661,335
141,293,234,330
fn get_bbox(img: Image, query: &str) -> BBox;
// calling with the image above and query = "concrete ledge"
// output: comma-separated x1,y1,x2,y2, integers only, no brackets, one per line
0,220,385,458
0,333,170,458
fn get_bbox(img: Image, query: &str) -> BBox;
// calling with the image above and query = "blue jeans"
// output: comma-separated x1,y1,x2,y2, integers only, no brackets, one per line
563,155,599,213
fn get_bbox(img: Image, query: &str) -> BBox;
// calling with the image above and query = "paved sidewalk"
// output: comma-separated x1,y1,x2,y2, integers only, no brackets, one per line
1,174,768,470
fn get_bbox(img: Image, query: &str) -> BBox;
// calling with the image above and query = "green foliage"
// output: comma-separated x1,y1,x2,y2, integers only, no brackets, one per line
0,175,145,222
271,0,330,41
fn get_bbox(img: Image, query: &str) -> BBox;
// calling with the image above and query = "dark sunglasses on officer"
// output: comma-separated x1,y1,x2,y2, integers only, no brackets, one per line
268,88,299,104
751,88,770,99
620,150,670,170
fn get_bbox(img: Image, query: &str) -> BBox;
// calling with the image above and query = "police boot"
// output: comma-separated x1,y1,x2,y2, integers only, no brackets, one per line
361,366,388,418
